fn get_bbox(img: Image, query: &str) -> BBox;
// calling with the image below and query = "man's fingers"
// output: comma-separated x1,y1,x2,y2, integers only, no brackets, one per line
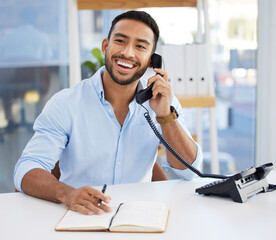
98,203,112,213
147,72,169,87
71,198,112,215
153,68,168,81
74,199,110,215
152,81,171,96
84,186,112,204
79,199,103,214
73,204,96,215
65,186,112,215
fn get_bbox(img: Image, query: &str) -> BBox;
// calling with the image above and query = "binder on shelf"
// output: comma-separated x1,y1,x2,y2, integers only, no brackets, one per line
196,43,209,95
169,45,186,96
161,45,186,96
161,45,175,90
174,45,186,96
185,44,197,95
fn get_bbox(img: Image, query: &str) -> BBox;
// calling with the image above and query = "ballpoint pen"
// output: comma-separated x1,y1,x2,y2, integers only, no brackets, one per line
98,184,107,206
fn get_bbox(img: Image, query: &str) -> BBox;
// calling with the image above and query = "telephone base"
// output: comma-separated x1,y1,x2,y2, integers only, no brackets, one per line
196,163,273,203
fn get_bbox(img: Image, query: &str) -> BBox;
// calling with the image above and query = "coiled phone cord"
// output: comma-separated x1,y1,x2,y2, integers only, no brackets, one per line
141,105,229,180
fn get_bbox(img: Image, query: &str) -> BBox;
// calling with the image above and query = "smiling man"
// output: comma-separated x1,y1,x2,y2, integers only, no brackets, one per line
14,11,202,215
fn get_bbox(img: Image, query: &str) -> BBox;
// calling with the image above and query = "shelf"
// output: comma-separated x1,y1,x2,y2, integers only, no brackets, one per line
77,0,196,10
176,95,215,108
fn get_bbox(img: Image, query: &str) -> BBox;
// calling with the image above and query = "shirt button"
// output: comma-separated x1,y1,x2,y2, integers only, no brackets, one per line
117,162,120,165
109,109,112,113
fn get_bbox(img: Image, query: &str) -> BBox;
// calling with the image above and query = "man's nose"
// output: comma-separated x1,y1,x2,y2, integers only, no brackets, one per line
121,44,135,58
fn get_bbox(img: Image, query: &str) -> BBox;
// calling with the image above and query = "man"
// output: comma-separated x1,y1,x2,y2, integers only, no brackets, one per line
14,11,202,215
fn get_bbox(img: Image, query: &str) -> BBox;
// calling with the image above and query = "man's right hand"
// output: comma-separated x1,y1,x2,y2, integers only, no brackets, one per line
61,186,112,215
21,169,112,215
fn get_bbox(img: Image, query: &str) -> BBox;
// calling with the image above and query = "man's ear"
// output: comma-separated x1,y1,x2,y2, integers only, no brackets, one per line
102,38,109,55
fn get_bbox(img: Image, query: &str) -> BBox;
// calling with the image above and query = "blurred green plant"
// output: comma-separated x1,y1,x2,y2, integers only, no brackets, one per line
82,48,105,75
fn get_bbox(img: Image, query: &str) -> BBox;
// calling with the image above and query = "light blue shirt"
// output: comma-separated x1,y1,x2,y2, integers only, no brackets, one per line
14,67,202,191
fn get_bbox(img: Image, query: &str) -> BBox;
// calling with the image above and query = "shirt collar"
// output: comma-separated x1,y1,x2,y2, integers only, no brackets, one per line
91,66,105,102
136,80,144,93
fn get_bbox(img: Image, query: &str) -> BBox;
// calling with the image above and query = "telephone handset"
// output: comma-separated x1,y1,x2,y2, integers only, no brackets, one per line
136,53,162,104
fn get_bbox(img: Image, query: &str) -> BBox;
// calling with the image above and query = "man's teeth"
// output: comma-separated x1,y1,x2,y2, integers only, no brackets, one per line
117,61,134,68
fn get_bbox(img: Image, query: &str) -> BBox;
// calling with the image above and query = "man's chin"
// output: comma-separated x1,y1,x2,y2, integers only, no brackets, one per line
113,77,138,86
111,72,138,85
117,71,130,76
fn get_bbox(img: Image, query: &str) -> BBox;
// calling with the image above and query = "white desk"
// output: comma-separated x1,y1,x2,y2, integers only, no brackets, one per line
1,172,276,240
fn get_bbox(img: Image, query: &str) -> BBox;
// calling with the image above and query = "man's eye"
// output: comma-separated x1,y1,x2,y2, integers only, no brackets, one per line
115,39,124,43
137,45,146,50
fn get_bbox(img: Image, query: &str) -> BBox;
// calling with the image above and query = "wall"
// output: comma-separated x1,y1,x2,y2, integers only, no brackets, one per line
256,0,276,166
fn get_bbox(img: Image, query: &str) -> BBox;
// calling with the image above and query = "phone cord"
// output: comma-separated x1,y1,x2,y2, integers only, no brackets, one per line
142,107,229,179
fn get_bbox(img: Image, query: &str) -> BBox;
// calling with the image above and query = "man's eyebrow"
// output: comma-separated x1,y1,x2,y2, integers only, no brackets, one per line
114,32,151,45
136,38,150,45
114,33,128,38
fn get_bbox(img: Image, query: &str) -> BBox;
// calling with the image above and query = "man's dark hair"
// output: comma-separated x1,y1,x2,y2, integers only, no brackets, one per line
107,10,159,52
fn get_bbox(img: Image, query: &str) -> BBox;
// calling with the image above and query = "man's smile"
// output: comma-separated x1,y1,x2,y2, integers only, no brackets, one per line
112,56,139,74
116,60,134,69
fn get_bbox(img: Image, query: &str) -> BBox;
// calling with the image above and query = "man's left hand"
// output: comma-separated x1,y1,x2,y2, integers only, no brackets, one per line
147,68,172,117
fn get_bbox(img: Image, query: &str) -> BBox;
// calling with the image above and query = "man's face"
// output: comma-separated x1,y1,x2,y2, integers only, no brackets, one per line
102,19,155,86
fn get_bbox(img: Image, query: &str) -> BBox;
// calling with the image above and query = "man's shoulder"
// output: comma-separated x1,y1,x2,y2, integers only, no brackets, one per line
47,67,102,107
52,78,95,100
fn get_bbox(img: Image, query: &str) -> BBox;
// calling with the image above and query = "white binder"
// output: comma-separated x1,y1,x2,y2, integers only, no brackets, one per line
185,44,197,95
161,45,175,90
161,45,186,96
173,45,186,96
196,43,209,95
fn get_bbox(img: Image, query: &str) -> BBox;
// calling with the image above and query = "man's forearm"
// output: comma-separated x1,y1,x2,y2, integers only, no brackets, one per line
160,120,197,170
152,161,168,181
21,168,73,203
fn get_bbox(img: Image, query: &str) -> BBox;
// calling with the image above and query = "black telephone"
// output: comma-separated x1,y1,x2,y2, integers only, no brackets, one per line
136,53,162,105
195,163,275,203
136,53,276,203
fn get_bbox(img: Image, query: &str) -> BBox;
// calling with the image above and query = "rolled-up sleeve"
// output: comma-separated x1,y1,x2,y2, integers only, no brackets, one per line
13,94,70,192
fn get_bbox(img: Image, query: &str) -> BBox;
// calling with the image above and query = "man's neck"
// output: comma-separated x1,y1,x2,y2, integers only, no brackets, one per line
101,70,139,127
101,70,138,106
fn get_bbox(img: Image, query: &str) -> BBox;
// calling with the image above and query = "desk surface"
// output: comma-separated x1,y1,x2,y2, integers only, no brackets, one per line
1,172,276,240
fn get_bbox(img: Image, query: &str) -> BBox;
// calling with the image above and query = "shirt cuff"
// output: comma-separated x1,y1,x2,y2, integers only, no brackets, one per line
161,142,203,180
13,159,47,192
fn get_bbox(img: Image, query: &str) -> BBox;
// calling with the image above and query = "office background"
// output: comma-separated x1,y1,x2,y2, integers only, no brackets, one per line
0,0,275,193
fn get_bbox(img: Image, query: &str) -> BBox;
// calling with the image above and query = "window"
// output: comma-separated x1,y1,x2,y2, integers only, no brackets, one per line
0,0,69,192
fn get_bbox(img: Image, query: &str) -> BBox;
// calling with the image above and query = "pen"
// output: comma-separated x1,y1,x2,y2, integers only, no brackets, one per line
98,184,107,206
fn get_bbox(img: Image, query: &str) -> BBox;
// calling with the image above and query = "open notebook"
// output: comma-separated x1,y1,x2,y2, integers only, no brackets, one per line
55,201,170,233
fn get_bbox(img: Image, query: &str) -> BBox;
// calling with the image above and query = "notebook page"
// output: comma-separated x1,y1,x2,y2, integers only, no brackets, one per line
56,206,118,230
110,201,168,231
